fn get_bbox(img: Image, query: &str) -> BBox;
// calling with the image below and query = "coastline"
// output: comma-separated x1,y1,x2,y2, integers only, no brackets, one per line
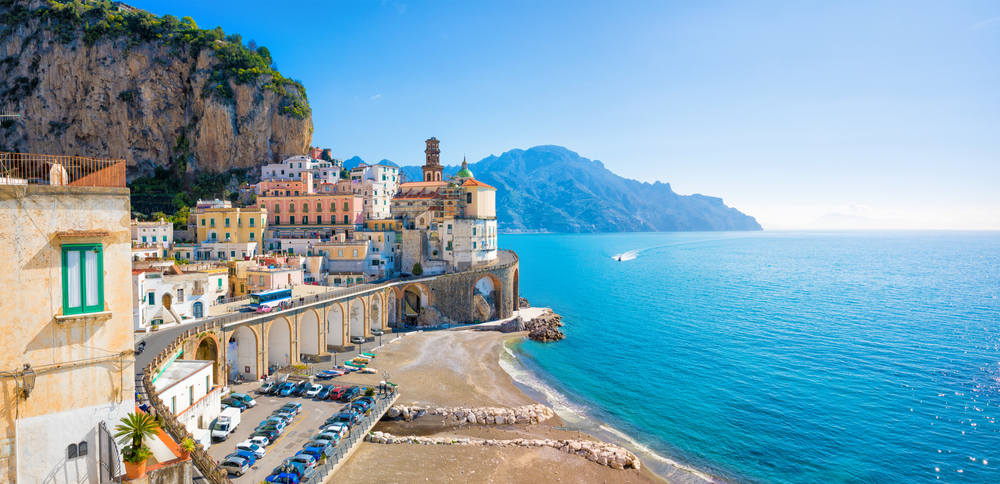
334,324,664,483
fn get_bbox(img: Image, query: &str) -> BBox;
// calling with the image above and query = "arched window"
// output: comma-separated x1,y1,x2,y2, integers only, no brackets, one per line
193,301,204,318
67,444,78,459
78,441,88,457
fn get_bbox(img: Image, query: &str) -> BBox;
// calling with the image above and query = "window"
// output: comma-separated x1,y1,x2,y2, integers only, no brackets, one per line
303,203,309,213
162,236,167,241
467,193,473,203
473,228,477,236
231,251,236,257
316,202,322,211
249,218,255,227
447,241,453,250
316,215,322,224
290,216,296,224
201,219,205,226
338,250,343,257
274,216,280,225
141,236,147,243
259,275,264,285
353,249,358,257
295,190,299,196
330,202,336,211
171,396,176,414
218,278,223,288
250,232,256,241
225,218,230,227
473,242,477,249
343,215,349,224
289,203,295,212
334,277,341,284
225,232,230,240
343,202,349,211
210,218,216,227
303,216,309,224
218,251,224,259
447,224,452,234
189,385,195,405
177,289,184,302
61,244,104,315
147,292,155,305
68,444,78,459
211,232,218,240
78,441,88,457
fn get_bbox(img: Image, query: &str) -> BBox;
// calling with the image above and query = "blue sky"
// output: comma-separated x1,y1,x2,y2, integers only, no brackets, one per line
133,1,1000,229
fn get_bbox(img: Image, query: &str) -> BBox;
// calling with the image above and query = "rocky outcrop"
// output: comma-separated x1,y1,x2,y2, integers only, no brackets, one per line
525,310,565,342
365,432,641,470
0,2,312,177
498,315,525,333
389,403,555,425
472,293,492,322
416,306,459,327
519,297,531,308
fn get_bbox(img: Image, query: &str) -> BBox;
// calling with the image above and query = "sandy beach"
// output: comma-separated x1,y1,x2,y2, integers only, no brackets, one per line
333,328,665,484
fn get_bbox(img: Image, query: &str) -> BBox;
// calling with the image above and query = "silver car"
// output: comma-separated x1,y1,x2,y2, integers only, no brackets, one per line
220,456,250,476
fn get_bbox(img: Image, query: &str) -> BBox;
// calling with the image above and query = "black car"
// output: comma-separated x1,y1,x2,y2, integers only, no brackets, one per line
317,385,335,400
339,386,360,402
267,383,282,396
293,381,312,396
252,429,279,442
221,398,249,411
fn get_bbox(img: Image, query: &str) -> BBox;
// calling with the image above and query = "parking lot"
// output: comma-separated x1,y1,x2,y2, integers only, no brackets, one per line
209,369,393,483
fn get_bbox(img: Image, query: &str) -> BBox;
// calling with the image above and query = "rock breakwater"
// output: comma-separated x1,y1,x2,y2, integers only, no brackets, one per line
526,310,566,342
365,432,641,470
388,403,555,425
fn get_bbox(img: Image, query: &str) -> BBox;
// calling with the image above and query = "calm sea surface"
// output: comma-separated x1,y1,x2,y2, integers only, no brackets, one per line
499,231,999,484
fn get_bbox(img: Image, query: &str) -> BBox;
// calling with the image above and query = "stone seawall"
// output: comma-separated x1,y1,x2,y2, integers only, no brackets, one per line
388,403,555,424
365,432,642,470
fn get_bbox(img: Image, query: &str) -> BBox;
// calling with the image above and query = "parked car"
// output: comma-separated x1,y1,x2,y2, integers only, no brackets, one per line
313,431,341,444
317,385,336,399
328,412,357,428
321,424,349,439
284,454,317,470
255,424,283,436
305,384,323,398
329,386,347,400
257,419,286,433
350,336,365,345
221,398,249,411
236,441,266,459
370,328,384,336
340,386,360,402
272,461,313,481
256,305,273,313
230,392,258,408
220,457,251,476
269,411,294,424
353,396,375,410
281,402,303,415
279,382,297,397
233,449,259,466
248,435,270,448
300,444,335,460
293,381,312,396
265,473,300,484
257,381,278,395
252,429,279,442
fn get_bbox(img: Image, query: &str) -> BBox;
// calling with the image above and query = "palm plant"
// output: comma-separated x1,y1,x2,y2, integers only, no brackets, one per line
115,412,159,464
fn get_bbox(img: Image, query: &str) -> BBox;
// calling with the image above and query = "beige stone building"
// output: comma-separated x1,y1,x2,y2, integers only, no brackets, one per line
0,153,133,483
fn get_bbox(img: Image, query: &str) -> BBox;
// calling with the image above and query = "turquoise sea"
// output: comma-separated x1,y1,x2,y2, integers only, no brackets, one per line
499,231,999,484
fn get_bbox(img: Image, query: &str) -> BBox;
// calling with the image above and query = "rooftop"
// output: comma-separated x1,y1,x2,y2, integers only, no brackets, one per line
153,360,213,392
1,152,125,188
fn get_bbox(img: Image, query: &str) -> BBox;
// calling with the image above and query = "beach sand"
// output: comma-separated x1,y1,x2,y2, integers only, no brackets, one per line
334,329,665,483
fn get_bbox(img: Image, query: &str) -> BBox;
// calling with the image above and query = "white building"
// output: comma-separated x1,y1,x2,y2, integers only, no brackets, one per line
152,359,221,448
260,155,342,187
131,218,173,258
348,160,400,220
196,241,260,261
140,269,228,328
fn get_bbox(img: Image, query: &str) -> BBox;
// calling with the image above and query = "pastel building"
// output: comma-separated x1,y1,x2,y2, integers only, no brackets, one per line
257,177,364,251
131,218,173,253
140,267,229,327
0,153,133,483
246,266,305,293
260,154,342,187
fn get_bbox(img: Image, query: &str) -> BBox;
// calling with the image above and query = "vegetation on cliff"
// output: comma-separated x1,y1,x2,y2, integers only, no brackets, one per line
0,0,309,119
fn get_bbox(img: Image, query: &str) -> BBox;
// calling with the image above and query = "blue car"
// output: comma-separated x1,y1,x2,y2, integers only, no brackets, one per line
265,473,300,484
279,382,297,397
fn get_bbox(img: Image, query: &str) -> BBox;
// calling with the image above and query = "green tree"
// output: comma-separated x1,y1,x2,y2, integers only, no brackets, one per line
114,412,159,464
171,206,191,228
321,149,332,161
411,262,423,276
172,192,193,209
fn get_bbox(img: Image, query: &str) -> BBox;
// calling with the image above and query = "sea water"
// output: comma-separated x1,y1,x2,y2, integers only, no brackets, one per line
499,231,999,484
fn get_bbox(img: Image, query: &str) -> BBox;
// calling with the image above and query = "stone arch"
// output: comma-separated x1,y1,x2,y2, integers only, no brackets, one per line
349,297,366,338
300,309,321,356
473,274,502,321
327,303,346,348
227,325,259,382
370,294,383,332
513,268,520,311
402,283,429,321
194,335,221,384
267,317,293,368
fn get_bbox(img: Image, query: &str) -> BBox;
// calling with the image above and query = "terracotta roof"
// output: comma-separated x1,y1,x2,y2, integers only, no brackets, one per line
461,179,496,190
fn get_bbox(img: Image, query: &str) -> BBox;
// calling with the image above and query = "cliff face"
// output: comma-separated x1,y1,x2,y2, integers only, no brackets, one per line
0,1,313,178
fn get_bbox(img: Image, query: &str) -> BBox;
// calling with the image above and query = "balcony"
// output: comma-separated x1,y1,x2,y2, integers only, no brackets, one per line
0,152,126,187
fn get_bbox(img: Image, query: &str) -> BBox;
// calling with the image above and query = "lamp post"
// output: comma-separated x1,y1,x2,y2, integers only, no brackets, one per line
20,364,35,398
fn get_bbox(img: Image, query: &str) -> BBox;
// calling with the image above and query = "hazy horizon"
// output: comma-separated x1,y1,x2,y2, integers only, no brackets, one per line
132,0,1000,230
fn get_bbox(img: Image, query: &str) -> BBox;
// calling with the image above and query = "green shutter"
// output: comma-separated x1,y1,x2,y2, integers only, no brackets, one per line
61,244,104,315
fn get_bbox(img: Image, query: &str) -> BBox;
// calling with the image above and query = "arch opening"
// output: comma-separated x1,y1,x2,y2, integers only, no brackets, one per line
349,298,365,338
473,274,502,322
195,336,220,384
327,305,345,347
386,290,398,327
370,297,382,331
300,310,320,356
227,325,257,382
268,319,292,369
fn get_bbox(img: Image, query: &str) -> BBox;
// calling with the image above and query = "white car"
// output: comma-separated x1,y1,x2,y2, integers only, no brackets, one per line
235,441,266,459
322,424,348,439
350,336,365,344
305,384,323,398
248,435,270,448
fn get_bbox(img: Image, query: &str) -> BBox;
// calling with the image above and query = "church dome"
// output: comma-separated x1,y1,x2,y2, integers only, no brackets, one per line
456,159,473,178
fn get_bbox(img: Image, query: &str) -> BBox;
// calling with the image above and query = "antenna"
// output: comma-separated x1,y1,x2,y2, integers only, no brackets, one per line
0,110,21,119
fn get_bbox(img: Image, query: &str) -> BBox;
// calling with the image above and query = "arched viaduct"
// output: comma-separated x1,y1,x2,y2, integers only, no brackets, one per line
160,250,520,383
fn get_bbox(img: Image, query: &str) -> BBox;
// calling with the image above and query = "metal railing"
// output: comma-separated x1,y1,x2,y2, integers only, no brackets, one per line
301,391,398,484
0,152,126,187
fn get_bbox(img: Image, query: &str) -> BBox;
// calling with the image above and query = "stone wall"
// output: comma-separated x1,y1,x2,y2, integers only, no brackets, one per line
411,250,518,323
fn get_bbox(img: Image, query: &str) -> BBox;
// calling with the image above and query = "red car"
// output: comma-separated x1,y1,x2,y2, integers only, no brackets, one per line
328,386,347,400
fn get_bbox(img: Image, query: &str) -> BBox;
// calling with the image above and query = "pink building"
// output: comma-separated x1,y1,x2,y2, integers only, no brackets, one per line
246,267,304,293
257,178,364,227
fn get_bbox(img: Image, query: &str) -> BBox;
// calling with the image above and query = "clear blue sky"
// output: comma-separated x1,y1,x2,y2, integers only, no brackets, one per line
133,1,1000,229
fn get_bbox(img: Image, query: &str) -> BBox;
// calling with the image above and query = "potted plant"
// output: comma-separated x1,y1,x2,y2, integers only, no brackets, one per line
179,437,196,459
115,412,160,480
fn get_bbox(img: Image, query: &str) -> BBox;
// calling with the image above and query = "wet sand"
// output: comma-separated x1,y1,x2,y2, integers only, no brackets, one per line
332,330,665,484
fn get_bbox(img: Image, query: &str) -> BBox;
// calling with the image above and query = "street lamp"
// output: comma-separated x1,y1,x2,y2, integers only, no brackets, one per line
20,364,35,398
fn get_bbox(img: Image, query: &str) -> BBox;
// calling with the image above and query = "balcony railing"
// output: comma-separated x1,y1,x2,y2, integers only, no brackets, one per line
0,152,126,187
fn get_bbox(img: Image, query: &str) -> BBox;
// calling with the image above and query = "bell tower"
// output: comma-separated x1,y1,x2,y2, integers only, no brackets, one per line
422,137,443,182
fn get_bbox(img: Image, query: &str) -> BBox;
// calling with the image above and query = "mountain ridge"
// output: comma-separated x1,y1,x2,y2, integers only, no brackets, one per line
397,145,761,233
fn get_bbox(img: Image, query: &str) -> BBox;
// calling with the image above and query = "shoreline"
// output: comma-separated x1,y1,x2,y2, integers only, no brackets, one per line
499,334,735,484
332,324,663,483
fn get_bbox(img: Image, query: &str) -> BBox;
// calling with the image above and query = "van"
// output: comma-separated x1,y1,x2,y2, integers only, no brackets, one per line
230,392,257,408
212,407,242,441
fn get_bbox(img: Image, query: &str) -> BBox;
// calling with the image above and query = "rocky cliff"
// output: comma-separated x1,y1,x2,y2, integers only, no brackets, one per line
0,0,312,178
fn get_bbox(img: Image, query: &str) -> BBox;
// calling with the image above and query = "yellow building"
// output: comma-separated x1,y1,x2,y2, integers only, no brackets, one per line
0,153,134,483
226,259,257,297
193,207,268,245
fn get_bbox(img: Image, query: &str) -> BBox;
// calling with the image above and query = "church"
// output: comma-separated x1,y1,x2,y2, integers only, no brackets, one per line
391,138,499,275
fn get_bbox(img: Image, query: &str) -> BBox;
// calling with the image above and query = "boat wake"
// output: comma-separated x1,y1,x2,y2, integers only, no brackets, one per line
612,249,641,261
499,341,728,484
